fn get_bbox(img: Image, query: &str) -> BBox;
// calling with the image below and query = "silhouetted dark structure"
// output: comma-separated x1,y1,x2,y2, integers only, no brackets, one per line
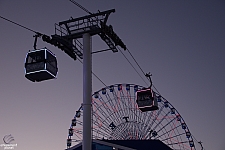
136,88,159,112
25,48,58,82
66,139,172,150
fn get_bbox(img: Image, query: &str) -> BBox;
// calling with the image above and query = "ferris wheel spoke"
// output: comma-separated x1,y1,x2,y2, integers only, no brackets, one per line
111,90,127,122
129,122,142,139
152,111,171,131
105,93,120,120
117,89,149,127
169,120,186,150
92,110,110,130
157,123,182,139
92,128,111,139
73,130,83,139
148,113,176,147
125,91,134,109
161,132,188,150
154,108,187,149
161,132,186,143
92,113,114,135
67,84,196,150
92,109,114,132
146,105,165,135
142,116,165,139
93,98,116,127
158,124,188,149
92,119,112,135
111,89,140,125
141,111,154,136
97,96,115,120
153,115,177,137
104,92,120,116
116,91,130,119
119,90,139,121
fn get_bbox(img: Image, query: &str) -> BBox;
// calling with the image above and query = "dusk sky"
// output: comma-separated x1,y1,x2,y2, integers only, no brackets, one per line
0,1,225,150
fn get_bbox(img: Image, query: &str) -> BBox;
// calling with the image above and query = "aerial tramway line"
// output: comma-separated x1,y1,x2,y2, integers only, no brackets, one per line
0,1,203,149
23,7,158,112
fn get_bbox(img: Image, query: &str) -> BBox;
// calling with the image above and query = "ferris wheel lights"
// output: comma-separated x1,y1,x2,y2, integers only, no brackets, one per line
69,128,74,136
186,131,191,138
164,101,169,108
72,118,76,126
94,92,99,98
189,140,194,147
102,88,106,94
109,85,114,92
126,84,130,91
67,139,72,147
76,110,81,118
134,85,138,92
171,108,176,114
181,123,187,129
176,115,181,121
157,96,162,102
118,84,122,91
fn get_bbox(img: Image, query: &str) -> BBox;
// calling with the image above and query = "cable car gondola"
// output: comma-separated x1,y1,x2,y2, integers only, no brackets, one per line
25,48,58,82
136,88,158,112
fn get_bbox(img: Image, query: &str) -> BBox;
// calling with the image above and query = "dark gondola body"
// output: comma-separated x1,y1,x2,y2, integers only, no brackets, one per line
25,48,58,82
136,88,159,112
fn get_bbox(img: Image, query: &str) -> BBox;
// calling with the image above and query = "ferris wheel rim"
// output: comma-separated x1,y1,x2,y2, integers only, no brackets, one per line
67,83,197,150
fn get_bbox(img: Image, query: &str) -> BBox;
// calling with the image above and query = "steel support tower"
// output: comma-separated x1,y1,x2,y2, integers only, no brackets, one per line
42,9,126,150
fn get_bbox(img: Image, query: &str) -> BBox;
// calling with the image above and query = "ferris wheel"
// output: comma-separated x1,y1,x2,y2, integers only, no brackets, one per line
67,83,198,150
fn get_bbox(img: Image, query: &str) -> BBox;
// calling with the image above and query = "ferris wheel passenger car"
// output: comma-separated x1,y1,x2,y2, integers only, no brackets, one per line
136,88,159,112
24,48,58,82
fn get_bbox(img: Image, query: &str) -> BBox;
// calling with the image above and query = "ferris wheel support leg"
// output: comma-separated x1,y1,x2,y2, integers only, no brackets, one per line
83,33,92,150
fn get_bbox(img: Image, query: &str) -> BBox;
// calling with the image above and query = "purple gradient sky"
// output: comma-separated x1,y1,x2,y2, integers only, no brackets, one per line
0,1,225,150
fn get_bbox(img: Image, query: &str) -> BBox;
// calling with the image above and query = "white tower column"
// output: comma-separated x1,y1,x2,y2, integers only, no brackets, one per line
83,33,92,150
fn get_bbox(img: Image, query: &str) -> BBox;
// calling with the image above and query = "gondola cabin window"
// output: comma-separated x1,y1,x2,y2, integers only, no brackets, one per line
136,88,159,112
25,48,58,82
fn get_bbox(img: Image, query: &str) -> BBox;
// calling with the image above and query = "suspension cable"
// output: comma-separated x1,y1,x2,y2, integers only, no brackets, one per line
68,0,150,87
125,47,161,94
0,14,107,87
118,47,149,86
127,48,146,77
77,58,107,87
69,0,161,95
69,0,92,14
69,0,149,87
192,134,205,150
1,1,160,93
0,15,41,34
68,3,205,149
